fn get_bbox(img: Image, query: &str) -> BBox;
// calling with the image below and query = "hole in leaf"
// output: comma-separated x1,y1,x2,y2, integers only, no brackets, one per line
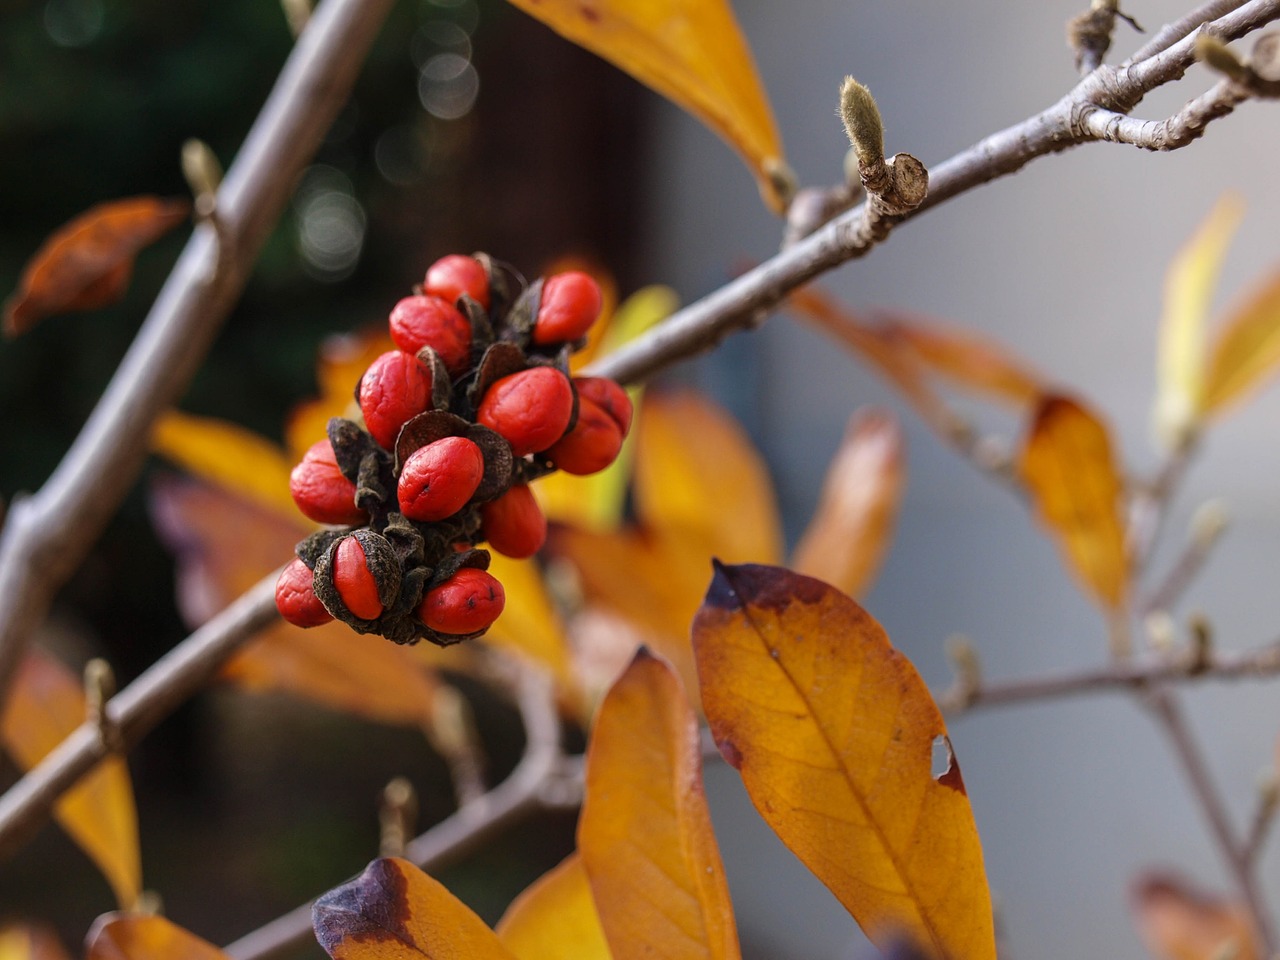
931,735,954,780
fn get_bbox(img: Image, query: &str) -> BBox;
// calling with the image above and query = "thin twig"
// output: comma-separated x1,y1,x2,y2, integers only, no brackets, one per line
0,573,280,859
222,667,566,960
1145,690,1277,951
0,0,398,706
1078,78,1253,148
1126,0,1247,63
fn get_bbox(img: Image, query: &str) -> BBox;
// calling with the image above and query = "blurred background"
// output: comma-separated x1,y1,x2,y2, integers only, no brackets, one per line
2,0,1280,956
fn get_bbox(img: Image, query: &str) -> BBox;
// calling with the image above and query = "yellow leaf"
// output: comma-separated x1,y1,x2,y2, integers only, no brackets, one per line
1202,266,1280,416
152,410,297,519
0,650,141,910
495,853,611,960
693,563,995,960
505,0,787,210
314,857,517,960
792,409,905,598
484,553,577,696
579,650,740,960
1156,195,1244,448
286,329,393,461
0,923,72,960
85,915,230,960
1130,873,1260,960
1017,396,1129,613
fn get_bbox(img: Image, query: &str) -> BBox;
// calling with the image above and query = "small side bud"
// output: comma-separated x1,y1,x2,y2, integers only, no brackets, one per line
1187,613,1213,673
281,0,311,36
1196,35,1251,83
1144,610,1177,654
839,77,885,169
1191,499,1230,550
379,777,417,858
944,634,982,709
84,658,122,753
181,139,222,220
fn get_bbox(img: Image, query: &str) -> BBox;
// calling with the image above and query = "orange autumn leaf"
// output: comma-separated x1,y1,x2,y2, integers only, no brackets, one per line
495,853,611,960
792,408,905,598
85,915,230,960
693,563,995,960
0,923,72,960
0,649,141,911
1201,266,1280,416
314,857,517,960
505,0,787,210
1130,873,1260,960
4,196,189,336
579,650,740,960
286,329,394,460
1017,395,1129,612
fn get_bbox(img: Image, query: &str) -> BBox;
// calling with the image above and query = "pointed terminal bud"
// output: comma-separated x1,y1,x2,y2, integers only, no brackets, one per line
839,77,884,170
1196,35,1251,82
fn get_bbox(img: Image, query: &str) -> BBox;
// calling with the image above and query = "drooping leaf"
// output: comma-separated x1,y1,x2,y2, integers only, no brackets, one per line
791,409,905,597
1154,195,1244,448
579,650,740,960
693,563,995,960
313,857,517,960
85,915,229,960
3,196,190,336
152,411,298,519
1017,395,1129,612
869,308,1045,407
504,0,787,210
1201,266,1280,416
495,853,611,960
0,922,72,960
0,649,140,910
1130,872,1260,960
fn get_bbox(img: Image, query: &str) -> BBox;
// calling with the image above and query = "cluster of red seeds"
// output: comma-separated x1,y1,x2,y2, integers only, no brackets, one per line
274,254,632,646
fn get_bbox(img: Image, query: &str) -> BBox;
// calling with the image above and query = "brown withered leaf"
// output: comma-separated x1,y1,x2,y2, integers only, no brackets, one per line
1018,395,1129,613
1130,872,1260,960
314,857,517,960
579,649,740,960
0,649,141,910
4,196,190,336
694,564,994,960
791,408,905,598
86,914,230,960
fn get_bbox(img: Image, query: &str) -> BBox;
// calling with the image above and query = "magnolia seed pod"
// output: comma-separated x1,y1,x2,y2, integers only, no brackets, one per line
417,567,505,636
313,529,402,623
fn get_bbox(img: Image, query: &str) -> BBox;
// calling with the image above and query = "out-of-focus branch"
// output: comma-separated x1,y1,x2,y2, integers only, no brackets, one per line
0,0,397,706
222,667,573,960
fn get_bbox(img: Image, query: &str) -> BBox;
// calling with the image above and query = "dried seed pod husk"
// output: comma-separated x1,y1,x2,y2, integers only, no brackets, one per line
503,277,543,341
394,410,474,474
415,345,455,413
467,342,528,414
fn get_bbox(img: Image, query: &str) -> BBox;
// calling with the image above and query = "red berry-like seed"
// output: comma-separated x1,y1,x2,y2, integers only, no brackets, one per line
476,367,574,456
397,436,486,521
424,254,490,310
275,558,334,628
418,568,505,635
480,485,546,558
333,536,383,620
388,294,473,377
289,440,367,526
573,376,632,435
359,350,434,449
531,271,603,345
544,396,624,475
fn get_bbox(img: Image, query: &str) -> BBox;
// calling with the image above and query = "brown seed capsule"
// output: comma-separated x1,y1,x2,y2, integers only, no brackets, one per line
359,350,434,449
388,294,473,377
573,376,632,435
289,439,367,526
275,557,334,627
417,567,505,635
480,484,546,558
476,367,574,457
397,436,485,522
544,395,624,475
424,254,490,309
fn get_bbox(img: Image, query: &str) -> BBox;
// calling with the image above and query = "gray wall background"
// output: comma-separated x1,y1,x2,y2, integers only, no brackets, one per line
633,1,1280,957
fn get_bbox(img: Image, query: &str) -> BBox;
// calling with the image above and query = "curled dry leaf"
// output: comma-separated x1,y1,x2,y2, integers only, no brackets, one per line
792,408,905,598
0,649,141,910
1154,195,1244,449
3,196,190,336
1130,872,1260,960
85,915,230,960
693,563,995,960
579,649,740,960
504,0,787,210
1017,395,1129,614
313,857,516,960
495,853,611,960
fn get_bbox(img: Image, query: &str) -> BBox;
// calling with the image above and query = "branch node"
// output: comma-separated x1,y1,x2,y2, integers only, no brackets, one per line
379,777,418,859
1069,0,1145,75
83,658,122,754
181,138,235,283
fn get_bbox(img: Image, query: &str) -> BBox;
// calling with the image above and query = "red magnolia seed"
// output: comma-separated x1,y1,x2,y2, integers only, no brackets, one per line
417,568,505,635
289,439,367,526
388,294,473,377
359,350,434,449
480,484,546,558
275,558,334,628
397,436,486,522
424,254,490,309
544,395,624,475
333,536,383,620
531,271,603,345
476,367,574,456
573,376,632,435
